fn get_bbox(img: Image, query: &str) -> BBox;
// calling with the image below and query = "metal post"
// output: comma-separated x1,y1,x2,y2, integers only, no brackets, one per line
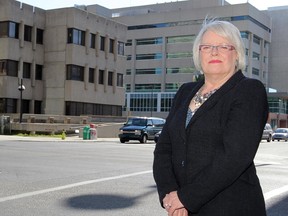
18,79,25,123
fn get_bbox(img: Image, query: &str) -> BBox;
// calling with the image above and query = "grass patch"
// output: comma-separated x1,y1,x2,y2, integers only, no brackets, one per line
17,133,62,138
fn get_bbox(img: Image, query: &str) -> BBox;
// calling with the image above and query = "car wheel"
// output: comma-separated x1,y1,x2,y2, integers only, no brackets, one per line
120,139,127,143
267,135,271,142
140,135,147,143
272,139,274,141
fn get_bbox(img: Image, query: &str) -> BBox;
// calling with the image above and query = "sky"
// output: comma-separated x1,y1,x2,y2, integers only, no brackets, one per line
17,0,288,11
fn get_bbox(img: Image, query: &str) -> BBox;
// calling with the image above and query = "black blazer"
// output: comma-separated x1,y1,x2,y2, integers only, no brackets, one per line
153,71,268,216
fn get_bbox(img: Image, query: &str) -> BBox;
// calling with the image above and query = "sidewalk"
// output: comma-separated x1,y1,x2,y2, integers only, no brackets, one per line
0,135,119,142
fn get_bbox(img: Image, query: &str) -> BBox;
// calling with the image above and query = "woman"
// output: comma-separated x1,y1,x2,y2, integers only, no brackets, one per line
153,19,268,216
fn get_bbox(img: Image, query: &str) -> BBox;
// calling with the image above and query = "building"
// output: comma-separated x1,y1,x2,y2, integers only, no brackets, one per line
109,0,271,118
1,0,288,128
0,0,127,117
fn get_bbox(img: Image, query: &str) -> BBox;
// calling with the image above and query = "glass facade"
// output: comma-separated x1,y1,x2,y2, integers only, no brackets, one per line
124,92,176,113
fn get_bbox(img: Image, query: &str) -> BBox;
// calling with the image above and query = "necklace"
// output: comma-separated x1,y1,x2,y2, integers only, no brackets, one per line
192,88,217,110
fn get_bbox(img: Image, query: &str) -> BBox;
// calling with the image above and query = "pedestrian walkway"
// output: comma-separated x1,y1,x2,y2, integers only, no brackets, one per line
0,135,118,142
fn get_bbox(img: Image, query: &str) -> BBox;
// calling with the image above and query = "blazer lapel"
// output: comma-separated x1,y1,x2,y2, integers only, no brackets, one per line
187,71,245,128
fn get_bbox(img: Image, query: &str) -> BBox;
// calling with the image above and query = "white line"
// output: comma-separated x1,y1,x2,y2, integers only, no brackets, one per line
264,185,288,201
0,170,152,203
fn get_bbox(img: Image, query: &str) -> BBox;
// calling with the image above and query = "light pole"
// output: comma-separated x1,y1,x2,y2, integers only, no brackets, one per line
18,79,25,123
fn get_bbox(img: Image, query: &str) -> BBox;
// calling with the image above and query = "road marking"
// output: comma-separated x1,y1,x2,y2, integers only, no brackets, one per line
2,169,287,203
264,185,288,201
0,170,152,203
254,160,281,165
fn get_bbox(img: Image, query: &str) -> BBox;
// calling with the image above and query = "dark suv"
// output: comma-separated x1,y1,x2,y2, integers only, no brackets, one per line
118,117,165,143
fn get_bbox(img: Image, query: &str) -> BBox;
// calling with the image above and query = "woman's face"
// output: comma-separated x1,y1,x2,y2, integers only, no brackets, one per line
199,30,238,78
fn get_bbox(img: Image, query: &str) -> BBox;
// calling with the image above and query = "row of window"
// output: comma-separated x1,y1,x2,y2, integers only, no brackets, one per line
65,101,122,116
125,83,183,92
66,65,123,87
126,35,195,46
67,28,125,55
0,59,43,80
127,67,197,75
0,97,122,116
0,98,41,114
0,21,44,44
127,16,271,33
126,32,268,49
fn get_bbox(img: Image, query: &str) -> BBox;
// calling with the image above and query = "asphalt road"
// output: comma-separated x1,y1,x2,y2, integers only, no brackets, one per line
0,137,287,216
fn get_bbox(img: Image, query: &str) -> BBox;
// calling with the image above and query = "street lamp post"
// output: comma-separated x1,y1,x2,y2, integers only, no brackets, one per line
18,79,25,123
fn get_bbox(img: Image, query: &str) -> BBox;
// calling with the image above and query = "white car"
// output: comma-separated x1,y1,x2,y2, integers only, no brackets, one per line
272,128,288,141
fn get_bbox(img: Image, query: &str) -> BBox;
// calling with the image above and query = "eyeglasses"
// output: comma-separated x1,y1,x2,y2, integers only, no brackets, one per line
199,44,235,53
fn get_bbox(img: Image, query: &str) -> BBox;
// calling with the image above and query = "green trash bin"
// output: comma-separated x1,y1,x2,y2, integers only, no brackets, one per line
83,126,90,140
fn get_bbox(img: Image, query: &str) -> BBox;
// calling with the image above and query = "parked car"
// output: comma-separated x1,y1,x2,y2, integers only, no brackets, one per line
272,128,288,141
261,123,273,142
154,130,161,143
118,117,165,143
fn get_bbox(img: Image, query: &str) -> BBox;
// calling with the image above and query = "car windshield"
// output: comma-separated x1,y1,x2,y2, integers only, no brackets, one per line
275,129,287,133
126,118,147,126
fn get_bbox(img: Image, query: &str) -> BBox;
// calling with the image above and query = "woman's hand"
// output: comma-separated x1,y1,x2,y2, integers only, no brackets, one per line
163,191,188,216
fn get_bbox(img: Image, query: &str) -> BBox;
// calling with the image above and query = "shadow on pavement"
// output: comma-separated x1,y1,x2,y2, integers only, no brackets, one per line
266,194,288,216
65,185,156,210
66,194,135,210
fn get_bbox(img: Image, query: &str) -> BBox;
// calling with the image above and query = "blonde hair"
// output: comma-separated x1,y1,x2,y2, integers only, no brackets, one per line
193,19,246,72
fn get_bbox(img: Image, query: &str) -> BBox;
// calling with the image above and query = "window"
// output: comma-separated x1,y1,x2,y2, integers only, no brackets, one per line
126,39,132,46
166,52,192,59
252,52,260,61
24,25,32,42
108,71,113,86
98,69,104,84
136,68,162,75
167,35,195,44
135,84,161,92
100,36,105,51
90,33,95,48
252,67,260,76
36,28,44,44
161,93,175,112
0,60,18,77
0,98,17,113
126,69,131,75
0,60,6,74
127,55,132,60
253,35,261,45
165,83,181,92
240,31,249,39
136,53,162,60
89,68,94,83
22,99,30,114
166,67,196,74
118,41,125,55
245,48,249,56
125,84,131,92
109,39,114,53
0,21,19,38
136,38,163,45
23,62,31,78
35,64,43,80
66,65,84,81
34,100,42,114
117,73,123,87
67,28,85,46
